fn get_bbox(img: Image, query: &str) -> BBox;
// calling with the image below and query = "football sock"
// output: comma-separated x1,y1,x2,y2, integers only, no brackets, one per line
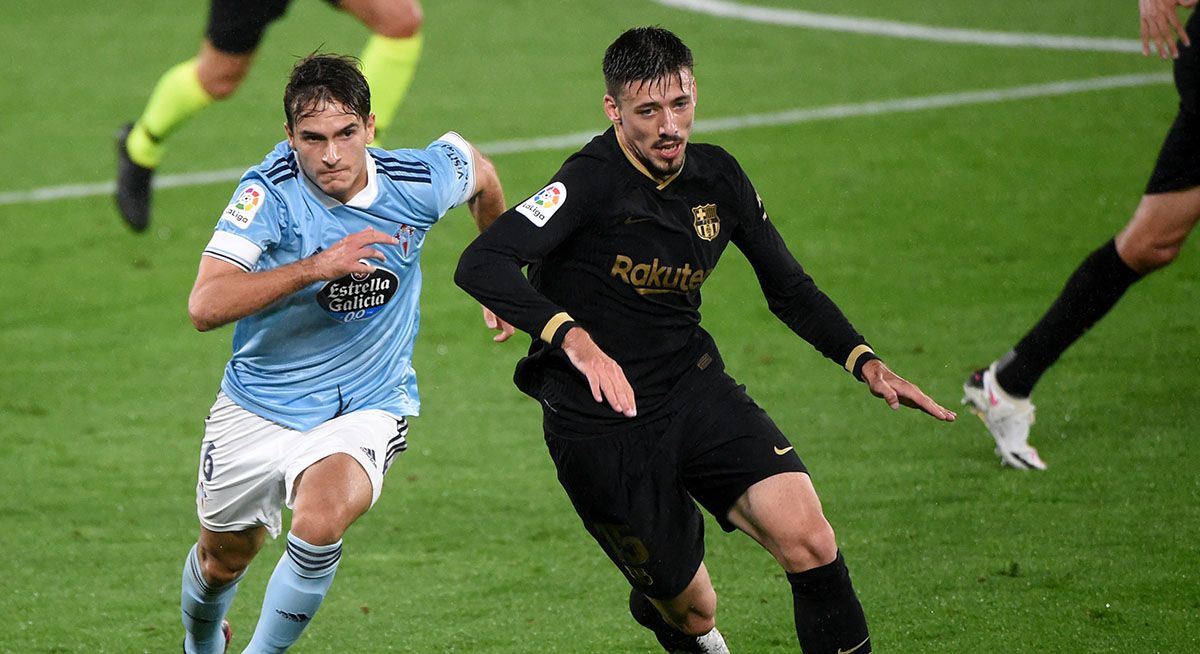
995,239,1142,398
128,58,214,168
243,533,342,653
786,551,871,654
181,544,242,654
629,588,716,652
359,33,424,148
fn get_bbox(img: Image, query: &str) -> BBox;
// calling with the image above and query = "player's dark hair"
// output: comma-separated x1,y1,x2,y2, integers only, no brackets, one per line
283,54,371,127
602,26,693,99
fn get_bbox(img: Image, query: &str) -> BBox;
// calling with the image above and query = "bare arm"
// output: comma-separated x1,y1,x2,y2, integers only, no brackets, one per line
188,227,399,331
462,144,517,342
466,146,506,233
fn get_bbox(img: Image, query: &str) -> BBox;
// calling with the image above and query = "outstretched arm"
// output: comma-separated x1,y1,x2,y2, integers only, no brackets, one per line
860,359,956,422
1141,0,1197,59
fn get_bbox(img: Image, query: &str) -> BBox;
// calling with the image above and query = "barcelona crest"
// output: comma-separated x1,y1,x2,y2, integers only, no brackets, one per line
691,203,720,241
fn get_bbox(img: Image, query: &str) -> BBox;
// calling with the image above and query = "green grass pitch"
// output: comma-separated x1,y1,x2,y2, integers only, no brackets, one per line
1,1,1197,651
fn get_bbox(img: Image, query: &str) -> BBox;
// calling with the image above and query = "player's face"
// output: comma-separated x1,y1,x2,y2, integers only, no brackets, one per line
605,69,696,180
286,101,376,203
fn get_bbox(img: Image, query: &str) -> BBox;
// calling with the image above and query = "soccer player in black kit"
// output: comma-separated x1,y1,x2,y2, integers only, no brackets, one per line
456,27,956,654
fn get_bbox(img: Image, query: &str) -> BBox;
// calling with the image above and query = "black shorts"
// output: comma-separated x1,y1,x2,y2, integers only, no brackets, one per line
1146,11,1200,194
206,0,341,54
543,371,807,600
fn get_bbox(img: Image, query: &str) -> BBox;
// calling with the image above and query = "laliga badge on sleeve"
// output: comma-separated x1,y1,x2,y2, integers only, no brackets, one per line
221,184,265,230
516,182,566,227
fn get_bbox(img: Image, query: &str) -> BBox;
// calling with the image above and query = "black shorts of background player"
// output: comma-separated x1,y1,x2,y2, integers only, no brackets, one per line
962,0,1200,471
456,26,957,654
115,0,423,232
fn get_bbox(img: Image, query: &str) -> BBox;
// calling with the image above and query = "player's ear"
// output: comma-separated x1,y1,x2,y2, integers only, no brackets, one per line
603,94,621,124
284,122,295,148
365,113,376,145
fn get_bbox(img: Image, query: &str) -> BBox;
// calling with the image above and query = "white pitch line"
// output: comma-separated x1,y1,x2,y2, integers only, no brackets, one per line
654,0,1144,53
0,73,1170,207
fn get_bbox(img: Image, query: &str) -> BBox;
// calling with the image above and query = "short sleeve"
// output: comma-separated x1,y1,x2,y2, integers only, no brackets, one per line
202,179,285,271
424,131,476,213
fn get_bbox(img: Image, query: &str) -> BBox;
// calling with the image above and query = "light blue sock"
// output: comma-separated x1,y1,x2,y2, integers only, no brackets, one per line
181,544,241,654
242,532,342,653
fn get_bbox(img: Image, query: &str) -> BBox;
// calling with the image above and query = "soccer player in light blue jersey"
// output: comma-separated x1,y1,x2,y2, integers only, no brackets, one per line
178,53,506,654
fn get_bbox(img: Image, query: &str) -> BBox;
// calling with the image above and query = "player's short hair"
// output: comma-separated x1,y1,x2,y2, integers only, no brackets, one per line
284,54,371,128
602,26,693,100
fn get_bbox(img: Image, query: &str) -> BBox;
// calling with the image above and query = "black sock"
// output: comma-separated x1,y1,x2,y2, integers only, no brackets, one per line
629,589,705,653
995,239,1142,397
787,551,871,654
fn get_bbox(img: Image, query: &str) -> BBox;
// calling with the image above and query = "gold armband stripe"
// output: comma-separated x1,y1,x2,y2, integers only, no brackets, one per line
540,312,575,344
844,344,874,374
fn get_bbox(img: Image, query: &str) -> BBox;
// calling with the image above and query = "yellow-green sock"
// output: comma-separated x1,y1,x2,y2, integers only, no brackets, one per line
359,33,424,148
127,58,214,168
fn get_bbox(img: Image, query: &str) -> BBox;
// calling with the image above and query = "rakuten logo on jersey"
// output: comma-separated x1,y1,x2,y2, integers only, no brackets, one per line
316,268,399,322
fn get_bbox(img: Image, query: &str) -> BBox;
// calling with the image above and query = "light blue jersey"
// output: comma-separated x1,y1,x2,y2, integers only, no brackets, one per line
201,133,476,431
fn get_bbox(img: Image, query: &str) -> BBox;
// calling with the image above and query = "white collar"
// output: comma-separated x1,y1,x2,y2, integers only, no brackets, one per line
300,149,379,209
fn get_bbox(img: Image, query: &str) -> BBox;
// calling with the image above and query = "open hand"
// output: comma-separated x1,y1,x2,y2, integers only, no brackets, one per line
861,359,956,422
561,327,637,417
1141,0,1197,59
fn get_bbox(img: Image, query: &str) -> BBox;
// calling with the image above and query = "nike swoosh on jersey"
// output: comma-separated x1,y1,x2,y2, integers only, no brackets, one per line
774,446,794,455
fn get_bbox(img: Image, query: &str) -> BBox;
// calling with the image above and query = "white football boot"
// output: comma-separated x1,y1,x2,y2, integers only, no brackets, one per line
670,627,730,654
962,364,1046,470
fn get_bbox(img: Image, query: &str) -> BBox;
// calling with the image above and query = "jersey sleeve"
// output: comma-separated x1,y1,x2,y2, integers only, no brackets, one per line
202,177,286,271
425,131,476,213
455,155,604,346
376,132,477,229
729,161,878,378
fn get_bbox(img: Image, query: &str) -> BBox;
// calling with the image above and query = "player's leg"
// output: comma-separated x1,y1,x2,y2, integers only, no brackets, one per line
543,418,728,652
185,392,291,654
988,187,1200,400
1115,187,1200,270
117,0,287,231
725,473,870,654
963,187,1200,472
963,11,1200,469
629,564,731,653
681,377,867,652
242,411,404,653
335,0,424,147
182,526,266,654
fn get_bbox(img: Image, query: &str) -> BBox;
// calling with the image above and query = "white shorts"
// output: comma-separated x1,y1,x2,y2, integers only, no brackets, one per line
195,392,408,537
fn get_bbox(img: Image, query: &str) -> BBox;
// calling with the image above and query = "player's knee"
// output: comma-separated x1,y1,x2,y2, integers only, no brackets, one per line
198,545,250,586
1118,238,1181,273
664,600,716,636
678,611,716,637
366,2,422,39
290,511,352,546
775,523,839,573
198,72,244,100
1134,244,1181,272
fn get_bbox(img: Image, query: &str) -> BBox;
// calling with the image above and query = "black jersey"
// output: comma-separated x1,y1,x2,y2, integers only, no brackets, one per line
456,127,874,428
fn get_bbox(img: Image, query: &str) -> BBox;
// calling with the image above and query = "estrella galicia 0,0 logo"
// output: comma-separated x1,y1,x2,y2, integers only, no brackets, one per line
317,267,399,323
